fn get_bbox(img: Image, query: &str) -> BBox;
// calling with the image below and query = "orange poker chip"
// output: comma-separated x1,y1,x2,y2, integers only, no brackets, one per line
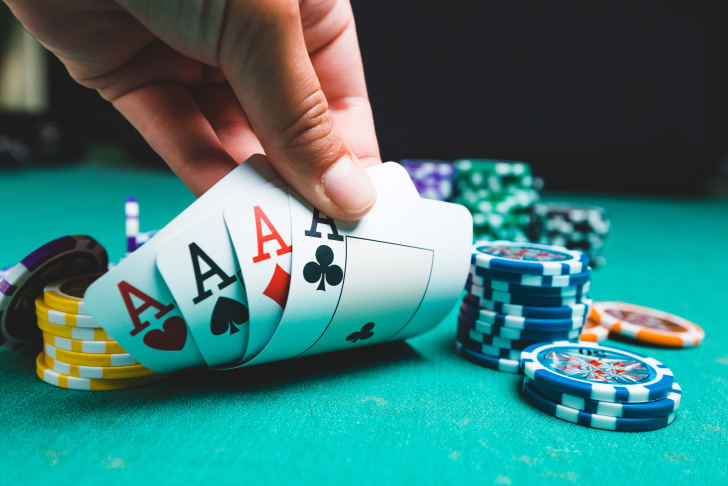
579,318,609,342
590,302,704,348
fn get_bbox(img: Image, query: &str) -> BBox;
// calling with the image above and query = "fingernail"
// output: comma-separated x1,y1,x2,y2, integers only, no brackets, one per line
322,155,376,215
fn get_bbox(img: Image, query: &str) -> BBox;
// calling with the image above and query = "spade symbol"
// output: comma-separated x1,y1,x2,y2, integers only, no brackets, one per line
210,297,249,336
346,322,375,343
303,244,343,291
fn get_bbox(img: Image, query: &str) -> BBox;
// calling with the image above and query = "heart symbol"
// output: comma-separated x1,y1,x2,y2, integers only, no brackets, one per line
143,315,187,351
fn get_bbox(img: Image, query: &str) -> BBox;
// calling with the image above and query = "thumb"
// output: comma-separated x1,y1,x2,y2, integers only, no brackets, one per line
218,1,376,220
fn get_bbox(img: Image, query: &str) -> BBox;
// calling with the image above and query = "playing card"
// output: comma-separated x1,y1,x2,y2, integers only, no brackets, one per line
244,181,472,365
155,210,249,367
84,156,276,372
223,182,292,363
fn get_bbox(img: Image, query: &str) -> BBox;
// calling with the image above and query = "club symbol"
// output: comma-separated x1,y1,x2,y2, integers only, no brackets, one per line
303,244,343,291
346,322,375,343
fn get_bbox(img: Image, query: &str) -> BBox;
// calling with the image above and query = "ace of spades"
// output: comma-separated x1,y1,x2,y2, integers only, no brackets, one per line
156,210,250,367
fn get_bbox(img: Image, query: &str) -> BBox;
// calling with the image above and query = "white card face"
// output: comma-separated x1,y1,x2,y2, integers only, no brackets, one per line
84,158,276,373
245,174,471,365
223,183,292,363
155,210,249,367
303,237,432,354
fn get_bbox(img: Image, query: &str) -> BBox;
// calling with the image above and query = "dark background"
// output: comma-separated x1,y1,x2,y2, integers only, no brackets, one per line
1,1,727,195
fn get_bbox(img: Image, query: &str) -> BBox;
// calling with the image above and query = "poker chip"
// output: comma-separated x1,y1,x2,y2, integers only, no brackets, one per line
42,353,154,380
528,203,610,269
35,353,160,391
525,378,682,419
0,235,108,349
579,318,609,342
135,229,158,248
471,265,592,288
520,341,674,403
456,331,523,360
460,300,584,331
42,332,126,355
37,318,110,341
400,159,454,200
460,314,582,342
35,297,98,328
44,342,137,367
521,379,675,431
125,197,139,254
456,340,521,374
460,325,541,351
465,282,589,307
468,273,590,297
124,197,160,253
464,294,592,319
452,159,541,242
590,302,704,348
470,241,589,276
43,272,103,315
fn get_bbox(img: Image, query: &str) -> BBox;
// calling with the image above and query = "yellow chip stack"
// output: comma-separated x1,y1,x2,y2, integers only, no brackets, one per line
34,273,158,391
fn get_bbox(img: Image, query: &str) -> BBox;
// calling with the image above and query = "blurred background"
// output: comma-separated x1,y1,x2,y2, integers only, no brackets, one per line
1,1,727,196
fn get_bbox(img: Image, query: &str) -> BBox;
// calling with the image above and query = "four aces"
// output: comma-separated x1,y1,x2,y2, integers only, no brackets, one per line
85,161,472,373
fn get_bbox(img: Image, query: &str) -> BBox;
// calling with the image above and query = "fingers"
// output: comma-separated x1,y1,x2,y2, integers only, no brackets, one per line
113,83,237,196
216,0,376,220
192,82,264,163
300,0,380,167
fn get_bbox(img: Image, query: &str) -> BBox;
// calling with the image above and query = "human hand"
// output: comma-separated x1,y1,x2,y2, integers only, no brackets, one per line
5,0,380,219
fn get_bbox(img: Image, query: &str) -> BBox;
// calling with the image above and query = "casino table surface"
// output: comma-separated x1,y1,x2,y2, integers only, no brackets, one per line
1,162,726,485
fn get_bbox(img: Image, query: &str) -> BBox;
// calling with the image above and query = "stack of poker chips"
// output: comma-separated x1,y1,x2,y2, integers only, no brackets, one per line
456,241,592,373
400,159,455,201
519,341,680,431
34,273,158,391
452,159,541,242
528,203,610,268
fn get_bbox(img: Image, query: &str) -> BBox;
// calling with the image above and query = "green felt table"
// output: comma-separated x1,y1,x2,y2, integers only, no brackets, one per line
1,162,727,485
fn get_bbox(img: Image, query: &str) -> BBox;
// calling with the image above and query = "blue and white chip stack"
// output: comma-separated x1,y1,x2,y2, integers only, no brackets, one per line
456,240,592,373
400,159,454,201
519,341,679,431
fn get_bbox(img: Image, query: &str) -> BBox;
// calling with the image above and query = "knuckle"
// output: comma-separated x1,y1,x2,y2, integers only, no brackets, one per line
278,89,339,159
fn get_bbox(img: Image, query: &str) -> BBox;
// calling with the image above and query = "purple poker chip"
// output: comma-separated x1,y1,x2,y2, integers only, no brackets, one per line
125,197,139,254
0,235,108,350
401,159,455,200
